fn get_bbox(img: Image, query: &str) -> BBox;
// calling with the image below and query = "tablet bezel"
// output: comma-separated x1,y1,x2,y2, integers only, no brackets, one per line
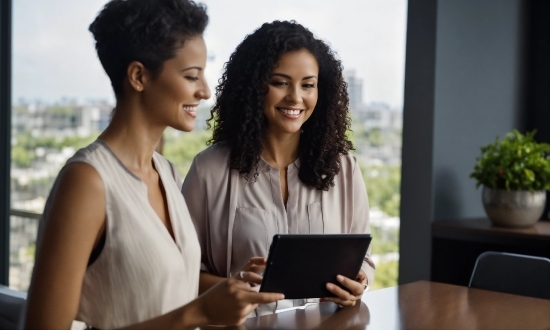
259,234,372,299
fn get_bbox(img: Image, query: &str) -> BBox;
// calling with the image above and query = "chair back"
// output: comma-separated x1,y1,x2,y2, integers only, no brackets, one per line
469,251,550,300
0,285,27,329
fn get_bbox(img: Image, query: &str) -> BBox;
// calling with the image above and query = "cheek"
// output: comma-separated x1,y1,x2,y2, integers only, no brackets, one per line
264,90,278,109
307,93,319,110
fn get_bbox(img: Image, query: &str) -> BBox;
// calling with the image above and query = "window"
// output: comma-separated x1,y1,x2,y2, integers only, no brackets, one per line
8,0,407,291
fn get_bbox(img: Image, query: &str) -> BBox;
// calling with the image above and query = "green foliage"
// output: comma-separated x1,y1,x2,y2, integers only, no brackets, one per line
26,245,36,258
370,226,399,255
470,130,550,191
51,106,74,116
371,261,398,290
12,145,35,167
365,128,384,147
162,129,210,177
14,133,98,151
362,164,401,217
12,133,99,168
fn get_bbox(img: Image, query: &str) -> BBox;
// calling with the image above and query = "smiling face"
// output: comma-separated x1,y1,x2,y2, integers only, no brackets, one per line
263,49,319,136
142,36,211,132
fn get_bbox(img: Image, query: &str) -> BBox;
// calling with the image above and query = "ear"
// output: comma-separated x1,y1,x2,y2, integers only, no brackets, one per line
126,61,151,92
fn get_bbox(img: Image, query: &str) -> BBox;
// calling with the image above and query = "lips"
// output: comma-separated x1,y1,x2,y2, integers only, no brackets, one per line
183,105,198,118
277,107,303,119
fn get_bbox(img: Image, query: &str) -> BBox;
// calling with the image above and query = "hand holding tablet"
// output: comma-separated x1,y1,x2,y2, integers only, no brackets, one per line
259,234,372,299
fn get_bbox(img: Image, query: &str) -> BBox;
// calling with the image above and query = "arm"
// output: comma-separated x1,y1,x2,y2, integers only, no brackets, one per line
25,162,283,329
182,157,218,294
199,256,267,294
118,272,283,329
24,163,107,329
199,272,225,294
323,157,375,306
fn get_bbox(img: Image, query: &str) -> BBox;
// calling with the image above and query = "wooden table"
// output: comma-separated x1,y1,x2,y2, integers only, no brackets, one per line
237,281,550,329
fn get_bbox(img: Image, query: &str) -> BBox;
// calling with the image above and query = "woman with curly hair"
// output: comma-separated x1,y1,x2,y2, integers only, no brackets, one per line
182,20,375,315
24,1,283,329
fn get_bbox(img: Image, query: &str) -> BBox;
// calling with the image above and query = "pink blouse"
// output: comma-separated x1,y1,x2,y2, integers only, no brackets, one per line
182,144,375,314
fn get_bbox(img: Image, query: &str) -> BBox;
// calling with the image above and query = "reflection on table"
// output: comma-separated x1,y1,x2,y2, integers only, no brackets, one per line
203,280,550,329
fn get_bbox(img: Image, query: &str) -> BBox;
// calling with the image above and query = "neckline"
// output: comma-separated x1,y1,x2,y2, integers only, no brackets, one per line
259,156,301,172
94,138,180,248
95,139,143,182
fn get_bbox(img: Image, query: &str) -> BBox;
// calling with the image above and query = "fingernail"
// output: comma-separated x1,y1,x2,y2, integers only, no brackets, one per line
279,294,285,299
337,275,344,281
326,283,333,289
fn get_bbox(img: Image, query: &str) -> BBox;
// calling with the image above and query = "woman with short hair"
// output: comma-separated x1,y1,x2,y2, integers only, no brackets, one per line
24,1,283,328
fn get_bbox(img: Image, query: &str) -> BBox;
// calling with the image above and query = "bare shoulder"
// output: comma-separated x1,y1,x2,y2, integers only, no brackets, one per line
41,161,106,247
57,161,104,191
25,162,106,328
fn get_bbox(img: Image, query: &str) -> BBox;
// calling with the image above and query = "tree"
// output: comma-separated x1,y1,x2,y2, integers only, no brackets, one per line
162,129,211,177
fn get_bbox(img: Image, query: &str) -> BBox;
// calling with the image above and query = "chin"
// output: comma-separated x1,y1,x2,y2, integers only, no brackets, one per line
172,122,195,132
283,125,304,134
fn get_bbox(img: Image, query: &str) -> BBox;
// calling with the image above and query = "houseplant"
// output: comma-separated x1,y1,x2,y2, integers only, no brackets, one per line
470,130,550,227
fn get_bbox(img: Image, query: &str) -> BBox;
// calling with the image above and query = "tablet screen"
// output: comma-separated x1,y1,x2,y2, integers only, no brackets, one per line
259,234,372,299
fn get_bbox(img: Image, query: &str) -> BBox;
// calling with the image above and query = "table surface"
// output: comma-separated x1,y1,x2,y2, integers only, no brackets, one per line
232,280,550,330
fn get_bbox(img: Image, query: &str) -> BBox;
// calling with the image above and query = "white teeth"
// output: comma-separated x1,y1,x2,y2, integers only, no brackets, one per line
183,106,197,111
279,108,301,115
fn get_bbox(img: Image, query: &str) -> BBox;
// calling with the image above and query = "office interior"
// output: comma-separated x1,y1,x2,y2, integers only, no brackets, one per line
0,0,549,294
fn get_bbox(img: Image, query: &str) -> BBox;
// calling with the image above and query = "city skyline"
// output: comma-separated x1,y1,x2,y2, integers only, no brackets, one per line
12,0,407,108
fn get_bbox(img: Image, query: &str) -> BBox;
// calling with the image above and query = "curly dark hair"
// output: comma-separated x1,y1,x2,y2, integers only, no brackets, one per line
89,0,208,97
208,20,353,191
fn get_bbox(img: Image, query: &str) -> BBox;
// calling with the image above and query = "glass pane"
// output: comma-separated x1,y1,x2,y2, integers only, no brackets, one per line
10,0,112,290
10,0,406,291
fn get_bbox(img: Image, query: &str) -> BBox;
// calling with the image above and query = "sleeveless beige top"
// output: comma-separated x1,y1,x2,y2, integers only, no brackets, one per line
37,140,201,329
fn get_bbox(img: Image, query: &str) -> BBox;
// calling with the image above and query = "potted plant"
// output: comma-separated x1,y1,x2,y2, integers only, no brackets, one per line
470,130,550,227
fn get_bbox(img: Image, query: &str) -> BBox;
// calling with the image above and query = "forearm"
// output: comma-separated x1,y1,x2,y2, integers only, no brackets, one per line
199,271,225,295
117,301,207,330
361,260,375,288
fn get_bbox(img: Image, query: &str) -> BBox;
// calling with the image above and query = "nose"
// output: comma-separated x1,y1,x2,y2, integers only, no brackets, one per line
285,85,302,104
197,79,211,100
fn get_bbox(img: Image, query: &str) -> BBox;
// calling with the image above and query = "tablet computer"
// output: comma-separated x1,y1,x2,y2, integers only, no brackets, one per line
259,234,372,299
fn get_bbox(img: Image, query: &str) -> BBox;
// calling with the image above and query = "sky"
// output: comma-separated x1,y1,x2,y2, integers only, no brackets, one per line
12,0,407,108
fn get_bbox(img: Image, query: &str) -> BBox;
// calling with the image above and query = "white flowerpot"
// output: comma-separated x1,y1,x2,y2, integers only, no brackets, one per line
482,187,546,228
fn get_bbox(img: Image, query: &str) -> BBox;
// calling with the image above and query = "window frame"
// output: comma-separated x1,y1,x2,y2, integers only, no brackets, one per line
0,0,12,286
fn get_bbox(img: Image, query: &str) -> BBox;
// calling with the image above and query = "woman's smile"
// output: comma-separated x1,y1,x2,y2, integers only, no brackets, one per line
263,49,319,135
183,104,199,118
277,107,304,119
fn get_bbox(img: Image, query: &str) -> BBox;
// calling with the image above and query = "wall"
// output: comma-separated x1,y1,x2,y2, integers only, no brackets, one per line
400,0,526,284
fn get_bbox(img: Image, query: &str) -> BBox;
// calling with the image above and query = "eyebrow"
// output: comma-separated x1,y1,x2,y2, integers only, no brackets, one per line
181,66,203,72
271,73,318,80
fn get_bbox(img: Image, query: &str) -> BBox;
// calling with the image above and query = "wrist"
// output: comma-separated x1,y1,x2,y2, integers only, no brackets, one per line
180,299,209,329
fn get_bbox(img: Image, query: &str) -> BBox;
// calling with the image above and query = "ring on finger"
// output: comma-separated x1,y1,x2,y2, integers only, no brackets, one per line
239,271,245,280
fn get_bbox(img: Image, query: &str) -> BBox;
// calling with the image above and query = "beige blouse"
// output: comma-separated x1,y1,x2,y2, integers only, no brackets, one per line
182,144,375,314
36,140,201,329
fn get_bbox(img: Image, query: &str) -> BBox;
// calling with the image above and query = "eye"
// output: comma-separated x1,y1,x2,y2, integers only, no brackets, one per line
185,76,199,82
270,81,288,87
303,83,316,89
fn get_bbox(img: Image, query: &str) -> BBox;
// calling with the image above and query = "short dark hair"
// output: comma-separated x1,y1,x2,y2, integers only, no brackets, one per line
208,20,353,191
89,0,208,96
